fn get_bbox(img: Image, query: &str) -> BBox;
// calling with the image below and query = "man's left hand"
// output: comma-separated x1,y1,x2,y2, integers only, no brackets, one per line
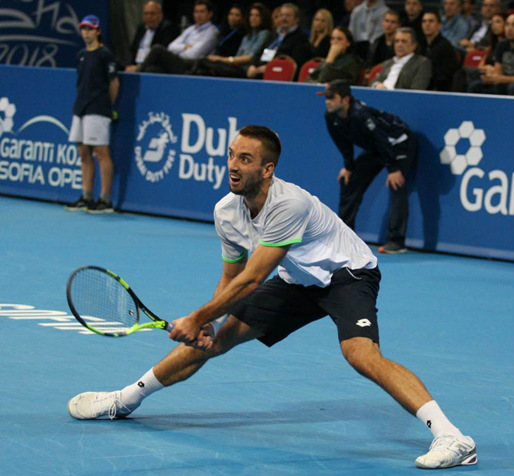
386,170,405,190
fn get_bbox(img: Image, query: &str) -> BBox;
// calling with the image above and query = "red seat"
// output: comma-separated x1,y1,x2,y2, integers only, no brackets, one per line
464,49,487,68
297,57,324,82
263,55,298,82
367,63,383,86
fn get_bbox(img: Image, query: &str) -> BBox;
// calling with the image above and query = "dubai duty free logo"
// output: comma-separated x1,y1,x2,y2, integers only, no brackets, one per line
439,121,514,215
135,112,177,182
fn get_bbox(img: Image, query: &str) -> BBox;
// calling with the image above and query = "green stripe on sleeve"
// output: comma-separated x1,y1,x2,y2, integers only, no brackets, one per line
222,250,248,263
259,238,302,247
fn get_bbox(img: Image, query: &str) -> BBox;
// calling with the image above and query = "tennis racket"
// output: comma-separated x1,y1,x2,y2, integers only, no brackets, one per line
66,265,174,337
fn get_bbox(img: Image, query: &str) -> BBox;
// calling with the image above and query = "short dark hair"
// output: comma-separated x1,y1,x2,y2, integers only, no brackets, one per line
332,25,354,46
194,0,213,12
238,125,282,166
423,9,442,22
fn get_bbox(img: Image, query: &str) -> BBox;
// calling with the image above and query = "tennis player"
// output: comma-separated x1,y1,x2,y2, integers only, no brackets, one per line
68,125,476,469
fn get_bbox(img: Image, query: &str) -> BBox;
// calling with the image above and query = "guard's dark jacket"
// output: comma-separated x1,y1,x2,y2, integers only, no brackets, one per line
325,99,411,173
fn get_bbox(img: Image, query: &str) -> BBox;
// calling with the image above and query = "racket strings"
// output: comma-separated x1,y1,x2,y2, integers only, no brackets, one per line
70,269,139,332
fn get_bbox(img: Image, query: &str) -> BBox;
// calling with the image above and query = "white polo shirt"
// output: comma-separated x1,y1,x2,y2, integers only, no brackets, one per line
214,177,377,288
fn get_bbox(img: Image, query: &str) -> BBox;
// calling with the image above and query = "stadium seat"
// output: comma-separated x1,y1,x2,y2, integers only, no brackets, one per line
263,55,298,82
367,63,383,86
297,57,324,82
464,49,487,68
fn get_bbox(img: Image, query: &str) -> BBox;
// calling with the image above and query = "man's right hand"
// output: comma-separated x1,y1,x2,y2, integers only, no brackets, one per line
338,167,352,185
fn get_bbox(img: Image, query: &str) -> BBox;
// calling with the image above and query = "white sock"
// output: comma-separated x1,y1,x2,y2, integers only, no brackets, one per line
120,368,164,410
416,400,464,439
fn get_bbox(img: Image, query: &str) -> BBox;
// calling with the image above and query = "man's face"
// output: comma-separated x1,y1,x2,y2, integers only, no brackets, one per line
405,0,423,19
480,0,499,21
443,0,461,19
422,13,441,37
383,13,400,35
324,93,350,117
194,4,213,26
394,31,416,57
227,135,272,197
505,14,514,41
80,26,100,45
279,6,298,31
143,2,163,29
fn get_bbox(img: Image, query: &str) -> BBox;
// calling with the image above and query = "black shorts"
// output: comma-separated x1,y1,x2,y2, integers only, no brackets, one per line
230,266,381,347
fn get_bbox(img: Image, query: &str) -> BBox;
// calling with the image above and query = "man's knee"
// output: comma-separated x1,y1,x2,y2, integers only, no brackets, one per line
341,337,382,376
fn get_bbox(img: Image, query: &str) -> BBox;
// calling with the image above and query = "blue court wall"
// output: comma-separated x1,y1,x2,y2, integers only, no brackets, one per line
0,0,110,68
0,64,513,261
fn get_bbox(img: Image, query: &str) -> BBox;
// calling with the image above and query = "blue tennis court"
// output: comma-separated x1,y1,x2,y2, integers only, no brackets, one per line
1,195,513,476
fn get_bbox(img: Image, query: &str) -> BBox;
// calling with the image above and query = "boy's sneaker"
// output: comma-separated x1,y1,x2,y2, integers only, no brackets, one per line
64,196,94,212
67,391,134,420
87,199,114,214
378,241,408,254
415,434,477,469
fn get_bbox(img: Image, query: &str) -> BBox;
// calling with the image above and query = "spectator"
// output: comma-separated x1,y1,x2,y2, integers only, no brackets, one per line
462,0,480,32
338,0,363,27
419,11,459,91
124,1,179,72
348,0,389,61
319,79,418,254
476,11,507,66
372,27,432,90
138,0,218,74
305,26,364,84
309,9,334,57
468,12,514,95
212,4,246,58
459,0,501,52
367,9,401,68
400,0,425,41
65,15,119,214
441,0,470,47
247,3,311,79
192,2,272,78
271,6,282,33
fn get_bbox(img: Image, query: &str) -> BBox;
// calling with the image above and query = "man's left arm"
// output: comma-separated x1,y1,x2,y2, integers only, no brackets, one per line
109,77,120,105
409,56,432,90
169,244,288,344
180,27,218,59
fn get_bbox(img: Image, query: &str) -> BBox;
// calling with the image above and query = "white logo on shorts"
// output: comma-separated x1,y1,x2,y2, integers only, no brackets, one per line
356,318,372,327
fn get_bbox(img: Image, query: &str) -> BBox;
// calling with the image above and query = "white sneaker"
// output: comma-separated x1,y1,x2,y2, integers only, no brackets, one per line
415,433,477,469
67,391,134,420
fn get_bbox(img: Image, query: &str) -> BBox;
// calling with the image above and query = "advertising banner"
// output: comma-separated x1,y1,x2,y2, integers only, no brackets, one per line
0,65,513,260
0,0,109,68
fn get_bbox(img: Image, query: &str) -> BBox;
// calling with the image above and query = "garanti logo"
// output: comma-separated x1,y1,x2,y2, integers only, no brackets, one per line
440,121,513,215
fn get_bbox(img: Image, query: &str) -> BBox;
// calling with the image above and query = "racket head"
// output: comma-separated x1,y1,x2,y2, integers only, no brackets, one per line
67,265,141,337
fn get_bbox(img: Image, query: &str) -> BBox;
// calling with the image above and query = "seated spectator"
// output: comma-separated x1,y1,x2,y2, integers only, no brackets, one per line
367,10,401,68
247,3,311,79
308,9,334,58
400,0,424,41
192,2,271,78
212,4,246,58
419,11,459,91
468,12,514,95
305,26,364,84
138,0,218,74
349,0,390,61
459,0,500,52
271,6,282,33
462,0,480,32
124,1,179,72
441,0,470,47
372,27,432,89
337,0,363,28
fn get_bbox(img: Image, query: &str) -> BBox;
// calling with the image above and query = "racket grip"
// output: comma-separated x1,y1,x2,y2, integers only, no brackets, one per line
165,321,175,332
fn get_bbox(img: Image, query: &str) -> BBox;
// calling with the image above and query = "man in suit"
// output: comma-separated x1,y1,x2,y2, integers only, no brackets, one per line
246,2,311,79
124,1,179,72
372,27,432,89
